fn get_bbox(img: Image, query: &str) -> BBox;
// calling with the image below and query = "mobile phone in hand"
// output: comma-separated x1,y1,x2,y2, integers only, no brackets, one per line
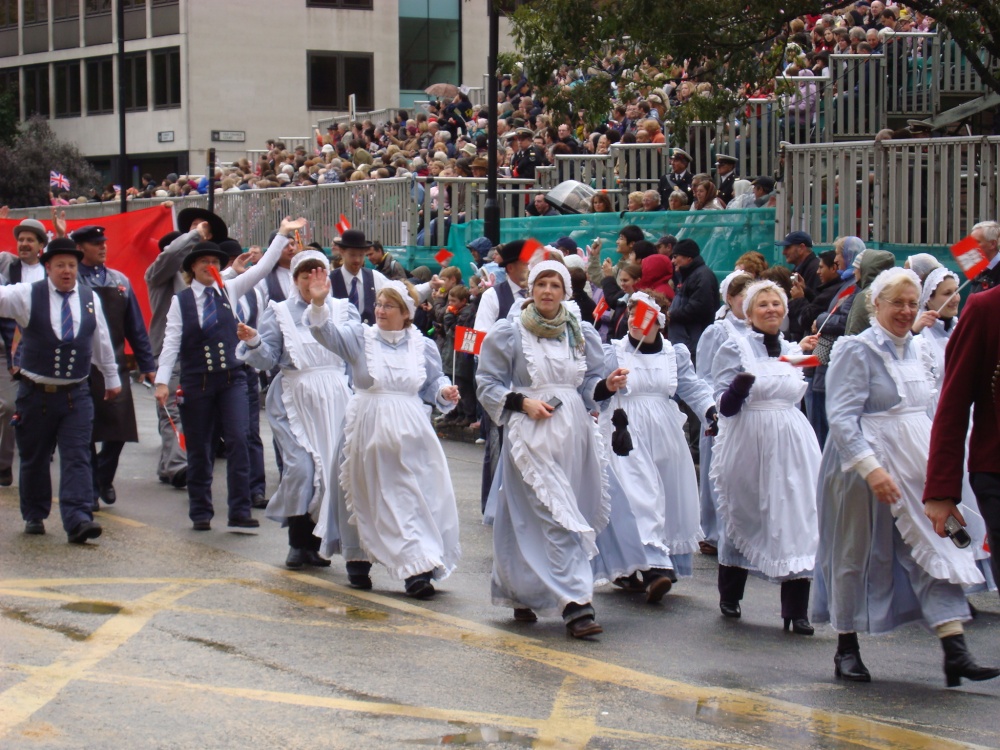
944,516,971,548
545,396,563,410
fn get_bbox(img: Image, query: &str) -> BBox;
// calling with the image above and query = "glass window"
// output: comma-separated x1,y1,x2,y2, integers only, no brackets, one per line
398,0,460,92
23,0,48,25
0,0,19,28
86,56,114,114
55,60,81,117
23,65,50,117
307,51,372,110
124,51,147,111
85,0,112,15
152,46,180,108
0,67,19,106
54,0,80,20
307,1,373,9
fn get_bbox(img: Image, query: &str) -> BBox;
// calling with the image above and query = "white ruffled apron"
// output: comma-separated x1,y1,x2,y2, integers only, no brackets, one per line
711,336,819,578
858,338,983,587
270,302,351,543
606,338,703,556
505,321,610,556
339,326,460,580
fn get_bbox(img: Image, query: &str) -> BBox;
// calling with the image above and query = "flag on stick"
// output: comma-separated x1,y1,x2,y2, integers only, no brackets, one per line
49,171,70,190
949,235,989,280
518,238,543,264
780,354,822,368
630,299,658,337
593,297,608,322
435,248,453,265
335,214,351,235
454,326,487,355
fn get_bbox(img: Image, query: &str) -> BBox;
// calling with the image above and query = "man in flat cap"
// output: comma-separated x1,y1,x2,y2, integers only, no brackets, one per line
72,224,156,511
658,148,695,208
715,154,738,204
0,237,121,543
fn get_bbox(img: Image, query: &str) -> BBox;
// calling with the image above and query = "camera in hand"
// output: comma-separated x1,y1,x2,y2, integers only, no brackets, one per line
944,516,972,548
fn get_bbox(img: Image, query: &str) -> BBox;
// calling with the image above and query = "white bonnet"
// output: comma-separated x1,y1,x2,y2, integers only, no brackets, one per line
527,259,571,297
290,249,329,276
380,279,416,317
869,267,921,306
919,266,959,311
741,279,788,318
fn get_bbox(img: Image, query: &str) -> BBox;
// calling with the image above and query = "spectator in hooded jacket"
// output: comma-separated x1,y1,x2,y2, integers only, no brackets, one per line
666,239,719,365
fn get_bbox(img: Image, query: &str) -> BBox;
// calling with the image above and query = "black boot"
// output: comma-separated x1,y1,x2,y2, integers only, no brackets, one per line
941,633,1000,687
835,632,871,682
346,560,373,589
718,565,747,618
780,578,814,635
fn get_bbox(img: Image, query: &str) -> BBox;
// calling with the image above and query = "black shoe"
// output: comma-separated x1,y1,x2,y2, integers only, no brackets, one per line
645,576,673,604
227,517,260,533
784,617,815,635
566,615,603,638
251,493,268,509
720,601,741,618
24,520,45,535
100,484,116,505
171,469,187,489
158,474,170,484
612,572,645,593
192,520,211,531
286,547,305,570
302,549,331,567
942,633,1000,687
0,467,13,486
513,608,538,623
92,499,101,512
835,649,872,682
68,520,102,544
348,573,373,590
404,575,435,599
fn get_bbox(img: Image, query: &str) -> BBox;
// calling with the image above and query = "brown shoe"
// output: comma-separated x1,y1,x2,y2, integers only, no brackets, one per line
566,616,603,638
699,541,718,556
645,576,673,604
513,608,537,623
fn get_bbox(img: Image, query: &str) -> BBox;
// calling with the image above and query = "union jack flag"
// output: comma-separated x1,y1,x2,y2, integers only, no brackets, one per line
49,171,70,190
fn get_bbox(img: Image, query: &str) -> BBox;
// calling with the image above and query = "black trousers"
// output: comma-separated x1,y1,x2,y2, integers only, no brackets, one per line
970,472,1000,592
287,514,321,552
718,565,811,620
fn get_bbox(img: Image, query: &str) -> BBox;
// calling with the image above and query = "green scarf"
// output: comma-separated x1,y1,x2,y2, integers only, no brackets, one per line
520,301,586,355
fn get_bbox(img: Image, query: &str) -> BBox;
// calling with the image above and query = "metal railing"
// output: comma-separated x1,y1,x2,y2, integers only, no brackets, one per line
779,135,1000,246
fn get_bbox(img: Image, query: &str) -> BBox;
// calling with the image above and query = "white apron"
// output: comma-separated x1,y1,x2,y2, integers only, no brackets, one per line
339,326,461,580
268,301,352,546
711,336,820,578
858,338,983,587
602,337,703,557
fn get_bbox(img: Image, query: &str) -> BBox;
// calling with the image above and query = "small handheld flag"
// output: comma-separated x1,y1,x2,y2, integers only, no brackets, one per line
435,248,453,266
593,297,609,322
335,214,351,235
630,299,658,337
454,326,487,355
518,238,543,264
949,236,989,280
815,284,857,336
49,171,70,190
780,354,822,368
162,405,186,452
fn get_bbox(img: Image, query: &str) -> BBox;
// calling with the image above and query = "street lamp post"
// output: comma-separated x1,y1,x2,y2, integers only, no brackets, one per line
484,0,500,244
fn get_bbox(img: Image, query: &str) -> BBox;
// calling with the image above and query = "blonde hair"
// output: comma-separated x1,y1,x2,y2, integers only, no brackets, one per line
377,283,419,325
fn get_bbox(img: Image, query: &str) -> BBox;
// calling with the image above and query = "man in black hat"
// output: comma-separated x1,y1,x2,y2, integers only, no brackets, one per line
473,240,530,512
751,176,777,207
71,224,157,510
779,230,820,341
329,229,379,323
658,148,695,208
144,208,227,488
666,239,719,362
0,217,52,486
154,216,306,532
715,154,738,204
511,128,547,181
0,238,121,543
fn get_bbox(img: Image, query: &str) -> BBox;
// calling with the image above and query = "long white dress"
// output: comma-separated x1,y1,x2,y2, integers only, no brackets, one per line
710,332,821,579
919,318,995,592
593,335,715,582
476,307,610,617
308,308,461,581
812,324,976,634
237,296,355,555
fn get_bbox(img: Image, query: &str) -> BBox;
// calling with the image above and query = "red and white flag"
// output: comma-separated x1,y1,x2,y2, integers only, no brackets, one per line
949,235,989,280
630,299,658,336
454,326,487,355
593,297,609,322
335,214,351,235
49,170,70,190
780,354,822,368
518,237,543,264
435,248,453,266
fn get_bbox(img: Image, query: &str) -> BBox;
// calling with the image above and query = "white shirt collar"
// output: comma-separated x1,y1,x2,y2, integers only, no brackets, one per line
47,279,78,294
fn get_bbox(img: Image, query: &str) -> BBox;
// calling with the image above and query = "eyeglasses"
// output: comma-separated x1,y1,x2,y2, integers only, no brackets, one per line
885,300,919,311
374,302,401,311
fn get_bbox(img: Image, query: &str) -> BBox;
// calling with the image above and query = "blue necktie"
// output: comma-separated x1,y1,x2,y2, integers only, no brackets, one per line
203,287,218,332
236,297,246,323
58,290,73,341
348,276,359,309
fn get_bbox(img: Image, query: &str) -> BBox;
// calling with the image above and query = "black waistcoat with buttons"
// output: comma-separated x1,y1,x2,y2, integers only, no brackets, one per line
177,286,239,374
19,280,97,380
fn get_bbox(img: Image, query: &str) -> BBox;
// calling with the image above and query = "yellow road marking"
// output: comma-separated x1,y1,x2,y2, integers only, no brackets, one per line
0,583,202,738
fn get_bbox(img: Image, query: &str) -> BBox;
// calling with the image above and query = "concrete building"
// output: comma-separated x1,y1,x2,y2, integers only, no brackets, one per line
0,0,512,183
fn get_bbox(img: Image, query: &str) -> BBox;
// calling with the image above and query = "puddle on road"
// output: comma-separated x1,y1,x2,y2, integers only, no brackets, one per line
343,606,390,621
1,607,89,641
409,725,536,747
61,601,122,615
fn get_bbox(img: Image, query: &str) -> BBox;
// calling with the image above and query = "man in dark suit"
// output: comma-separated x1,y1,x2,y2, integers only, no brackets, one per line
924,284,1000,588
970,221,1000,294
715,154,738,204
657,148,694,207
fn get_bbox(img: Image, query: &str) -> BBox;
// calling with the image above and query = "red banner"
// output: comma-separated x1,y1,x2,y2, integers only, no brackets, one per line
949,235,989,281
454,325,487,355
2,205,175,327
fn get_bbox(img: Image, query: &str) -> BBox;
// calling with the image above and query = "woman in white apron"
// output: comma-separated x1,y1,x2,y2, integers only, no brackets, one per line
595,291,717,603
237,251,356,569
813,268,997,687
710,280,821,634
306,274,462,599
476,259,627,638
695,271,753,555
914,268,996,595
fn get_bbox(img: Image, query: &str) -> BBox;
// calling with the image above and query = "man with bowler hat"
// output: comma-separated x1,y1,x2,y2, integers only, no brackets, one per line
0,238,121,542
154,217,306,531
72,224,156,510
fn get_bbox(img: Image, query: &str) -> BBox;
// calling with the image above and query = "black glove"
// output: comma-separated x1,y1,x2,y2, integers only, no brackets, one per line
704,405,719,437
719,372,756,417
611,408,633,456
